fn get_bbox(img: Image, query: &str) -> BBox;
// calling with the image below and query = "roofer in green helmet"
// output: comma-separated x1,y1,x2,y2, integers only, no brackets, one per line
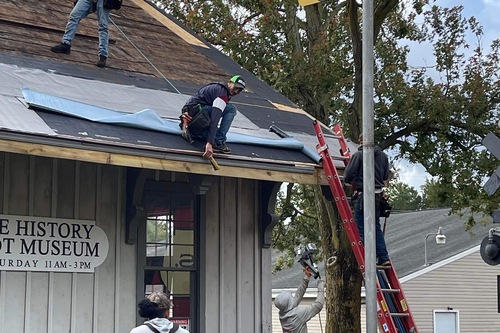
180,75,246,159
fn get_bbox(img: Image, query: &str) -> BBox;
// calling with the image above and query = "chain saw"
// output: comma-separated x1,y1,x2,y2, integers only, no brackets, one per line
297,243,321,279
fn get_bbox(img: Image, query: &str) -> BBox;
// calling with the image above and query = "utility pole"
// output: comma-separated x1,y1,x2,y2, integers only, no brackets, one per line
362,0,377,332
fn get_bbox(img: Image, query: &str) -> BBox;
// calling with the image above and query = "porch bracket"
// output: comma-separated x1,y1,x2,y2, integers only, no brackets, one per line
261,181,282,248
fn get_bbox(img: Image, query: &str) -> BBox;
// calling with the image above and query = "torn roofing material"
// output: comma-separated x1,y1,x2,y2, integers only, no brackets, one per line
22,87,321,163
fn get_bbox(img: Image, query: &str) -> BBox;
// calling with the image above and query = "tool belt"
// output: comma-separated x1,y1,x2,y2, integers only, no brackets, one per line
352,191,391,218
179,104,211,139
103,0,122,10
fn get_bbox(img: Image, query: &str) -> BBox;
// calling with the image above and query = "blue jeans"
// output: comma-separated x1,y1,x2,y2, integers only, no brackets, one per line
203,103,237,145
354,194,389,262
62,0,111,57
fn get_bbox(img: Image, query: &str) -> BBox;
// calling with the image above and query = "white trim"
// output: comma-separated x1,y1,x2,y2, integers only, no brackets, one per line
400,245,480,283
433,309,460,333
272,288,320,299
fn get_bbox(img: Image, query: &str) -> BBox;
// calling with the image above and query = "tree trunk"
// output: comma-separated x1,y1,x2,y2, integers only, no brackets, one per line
346,0,362,141
314,186,362,333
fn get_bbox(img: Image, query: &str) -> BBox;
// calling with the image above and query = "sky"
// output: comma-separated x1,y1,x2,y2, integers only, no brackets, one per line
392,0,500,192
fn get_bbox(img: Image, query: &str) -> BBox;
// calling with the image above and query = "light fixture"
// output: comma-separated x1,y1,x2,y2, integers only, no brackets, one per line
424,227,446,266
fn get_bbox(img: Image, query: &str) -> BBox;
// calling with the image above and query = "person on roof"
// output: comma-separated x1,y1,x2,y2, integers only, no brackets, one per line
343,133,391,266
50,0,112,68
181,75,246,158
274,268,325,333
130,291,189,333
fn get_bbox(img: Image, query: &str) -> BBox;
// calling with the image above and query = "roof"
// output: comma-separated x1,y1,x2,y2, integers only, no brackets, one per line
0,0,353,184
272,208,493,289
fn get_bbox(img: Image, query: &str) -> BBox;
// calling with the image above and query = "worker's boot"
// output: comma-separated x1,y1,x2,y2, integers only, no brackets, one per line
96,55,107,68
51,43,71,54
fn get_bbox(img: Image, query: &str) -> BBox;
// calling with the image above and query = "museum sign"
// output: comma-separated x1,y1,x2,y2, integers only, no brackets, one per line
0,214,109,272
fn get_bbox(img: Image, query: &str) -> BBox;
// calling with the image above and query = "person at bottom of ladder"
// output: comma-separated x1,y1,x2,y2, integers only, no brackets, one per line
274,267,325,333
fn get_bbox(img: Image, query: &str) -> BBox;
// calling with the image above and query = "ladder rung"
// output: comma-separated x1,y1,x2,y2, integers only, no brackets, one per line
316,144,328,153
331,155,349,161
390,313,410,318
380,288,400,294
316,146,350,160
376,264,392,269
323,134,342,140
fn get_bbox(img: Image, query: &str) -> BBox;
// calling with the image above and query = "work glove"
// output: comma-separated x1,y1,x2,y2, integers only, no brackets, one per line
317,279,325,292
304,266,312,280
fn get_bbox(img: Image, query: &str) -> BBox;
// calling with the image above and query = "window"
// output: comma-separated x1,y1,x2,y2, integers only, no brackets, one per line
140,190,197,330
433,309,459,333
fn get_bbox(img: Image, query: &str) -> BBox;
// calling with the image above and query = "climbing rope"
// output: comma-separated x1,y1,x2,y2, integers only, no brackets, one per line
109,15,183,95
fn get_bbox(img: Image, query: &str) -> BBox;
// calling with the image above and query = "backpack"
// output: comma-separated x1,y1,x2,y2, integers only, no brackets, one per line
144,322,179,333
103,0,122,10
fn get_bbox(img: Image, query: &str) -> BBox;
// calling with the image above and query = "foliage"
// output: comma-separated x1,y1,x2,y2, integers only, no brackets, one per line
161,0,500,222
421,178,454,209
386,181,423,211
146,218,167,243
272,183,322,273
161,0,500,331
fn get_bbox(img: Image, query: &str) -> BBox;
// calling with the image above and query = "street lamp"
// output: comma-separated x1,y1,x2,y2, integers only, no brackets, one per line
424,227,447,266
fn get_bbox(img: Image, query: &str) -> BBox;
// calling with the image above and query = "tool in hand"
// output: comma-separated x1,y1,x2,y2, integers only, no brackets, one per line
380,193,392,235
209,156,220,171
297,243,321,279
181,112,193,143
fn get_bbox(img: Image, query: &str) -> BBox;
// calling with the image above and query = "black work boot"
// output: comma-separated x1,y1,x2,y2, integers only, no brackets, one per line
51,43,71,54
96,55,107,68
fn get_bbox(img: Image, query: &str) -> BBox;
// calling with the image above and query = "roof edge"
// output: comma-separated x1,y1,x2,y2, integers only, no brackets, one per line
400,245,481,283
131,0,208,48
0,136,326,184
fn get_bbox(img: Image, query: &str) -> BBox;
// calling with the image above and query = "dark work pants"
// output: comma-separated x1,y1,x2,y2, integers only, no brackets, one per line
353,194,389,262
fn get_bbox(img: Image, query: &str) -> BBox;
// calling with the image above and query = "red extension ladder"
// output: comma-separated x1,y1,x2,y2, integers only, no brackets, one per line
314,121,418,333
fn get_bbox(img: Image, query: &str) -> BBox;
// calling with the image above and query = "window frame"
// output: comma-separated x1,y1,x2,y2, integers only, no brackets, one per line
433,309,460,333
135,182,200,332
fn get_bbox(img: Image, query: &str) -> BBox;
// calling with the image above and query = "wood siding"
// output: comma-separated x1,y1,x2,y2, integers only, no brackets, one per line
0,152,136,333
202,177,270,333
0,152,271,333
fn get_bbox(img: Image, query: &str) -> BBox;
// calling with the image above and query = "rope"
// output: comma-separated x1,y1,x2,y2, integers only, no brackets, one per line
108,15,183,95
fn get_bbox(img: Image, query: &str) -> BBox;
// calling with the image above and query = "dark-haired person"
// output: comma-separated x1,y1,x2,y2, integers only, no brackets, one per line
129,291,189,333
181,75,246,158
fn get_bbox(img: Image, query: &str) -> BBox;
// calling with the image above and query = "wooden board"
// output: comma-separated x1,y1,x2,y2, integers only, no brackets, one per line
0,138,327,184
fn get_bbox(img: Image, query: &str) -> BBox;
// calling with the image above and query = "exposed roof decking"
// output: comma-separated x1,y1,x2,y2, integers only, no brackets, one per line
0,0,223,82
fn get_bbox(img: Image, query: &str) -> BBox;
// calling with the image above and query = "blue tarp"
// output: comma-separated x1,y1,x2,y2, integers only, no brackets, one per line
22,87,320,163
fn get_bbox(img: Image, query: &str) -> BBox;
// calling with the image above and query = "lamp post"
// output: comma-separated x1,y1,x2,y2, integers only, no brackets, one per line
424,227,446,266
